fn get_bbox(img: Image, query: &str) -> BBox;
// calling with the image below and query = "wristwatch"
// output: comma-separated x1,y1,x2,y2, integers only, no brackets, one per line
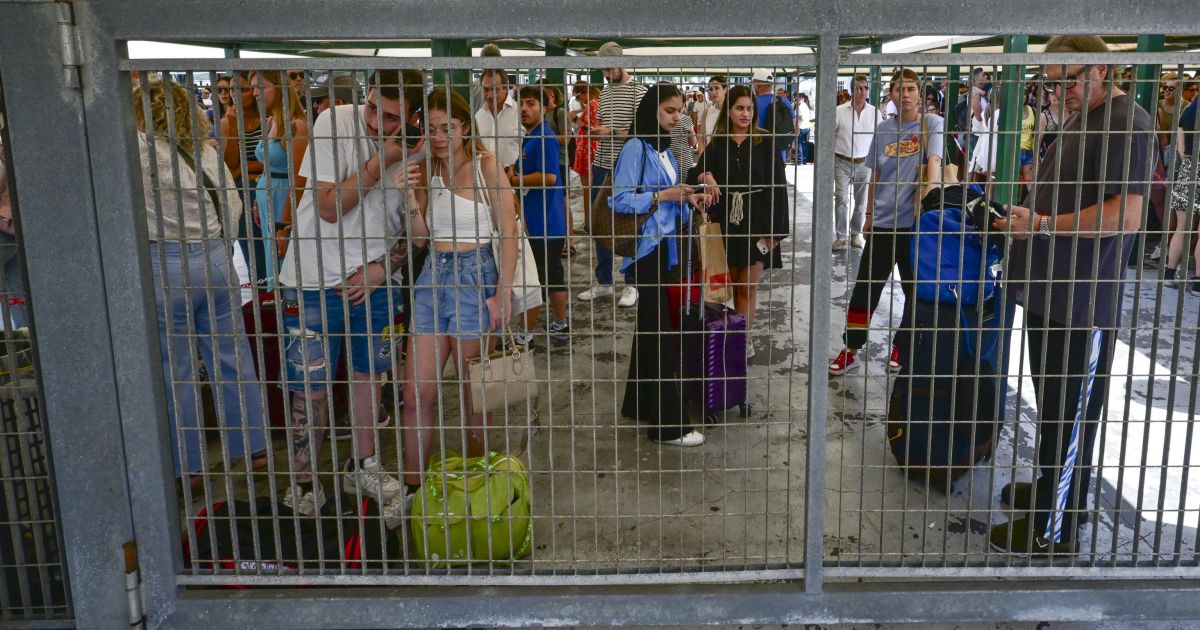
1038,213,1051,240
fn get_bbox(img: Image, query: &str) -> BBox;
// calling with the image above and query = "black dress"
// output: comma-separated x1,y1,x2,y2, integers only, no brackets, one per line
689,135,791,269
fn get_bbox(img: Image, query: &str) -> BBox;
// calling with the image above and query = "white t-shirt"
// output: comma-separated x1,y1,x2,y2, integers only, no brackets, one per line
796,102,813,130
278,104,409,289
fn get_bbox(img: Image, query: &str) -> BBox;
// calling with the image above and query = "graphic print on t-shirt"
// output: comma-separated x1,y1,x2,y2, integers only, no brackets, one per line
883,134,921,159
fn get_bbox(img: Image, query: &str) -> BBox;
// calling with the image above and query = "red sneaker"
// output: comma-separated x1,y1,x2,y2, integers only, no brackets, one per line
829,348,860,376
888,345,902,373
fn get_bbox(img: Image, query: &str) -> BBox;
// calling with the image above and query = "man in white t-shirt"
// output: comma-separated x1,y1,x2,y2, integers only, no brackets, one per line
832,74,881,251
276,69,424,516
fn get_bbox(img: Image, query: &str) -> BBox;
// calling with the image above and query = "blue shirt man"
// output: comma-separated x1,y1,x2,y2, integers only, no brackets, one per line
517,119,565,239
511,86,570,343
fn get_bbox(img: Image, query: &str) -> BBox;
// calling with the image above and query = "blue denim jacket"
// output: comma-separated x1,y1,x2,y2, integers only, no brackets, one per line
610,139,691,272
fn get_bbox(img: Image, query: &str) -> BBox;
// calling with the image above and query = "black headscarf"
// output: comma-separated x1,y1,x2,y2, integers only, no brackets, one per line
627,82,681,152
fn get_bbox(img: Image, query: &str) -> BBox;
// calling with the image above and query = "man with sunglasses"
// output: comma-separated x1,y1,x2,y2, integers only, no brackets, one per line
990,36,1154,556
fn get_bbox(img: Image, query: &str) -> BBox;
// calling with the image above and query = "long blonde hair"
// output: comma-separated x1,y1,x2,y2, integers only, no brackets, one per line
249,70,306,137
133,77,211,155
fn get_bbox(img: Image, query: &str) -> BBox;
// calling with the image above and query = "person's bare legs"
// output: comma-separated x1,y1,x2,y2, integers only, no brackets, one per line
288,390,329,484
453,336,491,458
401,333,450,487
730,262,765,331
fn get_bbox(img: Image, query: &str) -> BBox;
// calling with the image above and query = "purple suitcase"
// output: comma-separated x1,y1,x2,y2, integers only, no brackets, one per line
681,302,750,422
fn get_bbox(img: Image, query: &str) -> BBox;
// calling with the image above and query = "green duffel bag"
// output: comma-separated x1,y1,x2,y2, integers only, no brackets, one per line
410,450,532,566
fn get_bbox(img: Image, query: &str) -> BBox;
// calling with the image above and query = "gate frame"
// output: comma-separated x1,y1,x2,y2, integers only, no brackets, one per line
1,0,1198,626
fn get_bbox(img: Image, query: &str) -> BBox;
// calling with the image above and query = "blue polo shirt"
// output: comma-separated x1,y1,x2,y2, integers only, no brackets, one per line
517,121,566,238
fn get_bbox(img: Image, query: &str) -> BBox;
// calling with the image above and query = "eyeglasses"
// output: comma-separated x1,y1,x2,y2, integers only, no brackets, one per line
287,72,304,80
1163,85,1177,92
1044,65,1093,92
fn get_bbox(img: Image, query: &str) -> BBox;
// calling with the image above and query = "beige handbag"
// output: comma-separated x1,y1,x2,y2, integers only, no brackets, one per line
466,330,539,415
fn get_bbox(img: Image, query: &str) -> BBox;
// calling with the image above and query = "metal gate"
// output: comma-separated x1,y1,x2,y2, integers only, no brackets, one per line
1,0,1199,627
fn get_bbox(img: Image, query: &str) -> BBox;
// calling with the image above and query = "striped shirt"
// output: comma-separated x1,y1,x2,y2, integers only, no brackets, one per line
592,81,647,169
670,113,696,174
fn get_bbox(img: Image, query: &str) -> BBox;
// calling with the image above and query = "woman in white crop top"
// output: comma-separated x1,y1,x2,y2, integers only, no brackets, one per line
397,87,518,489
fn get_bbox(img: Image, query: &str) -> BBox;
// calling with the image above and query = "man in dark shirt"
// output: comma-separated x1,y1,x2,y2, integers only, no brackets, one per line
990,35,1155,556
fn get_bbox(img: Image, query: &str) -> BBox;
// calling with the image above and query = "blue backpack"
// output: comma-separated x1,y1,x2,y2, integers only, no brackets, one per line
911,195,1003,307
910,187,1005,361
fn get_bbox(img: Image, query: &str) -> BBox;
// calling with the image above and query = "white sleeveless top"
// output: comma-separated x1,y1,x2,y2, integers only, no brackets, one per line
427,158,495,245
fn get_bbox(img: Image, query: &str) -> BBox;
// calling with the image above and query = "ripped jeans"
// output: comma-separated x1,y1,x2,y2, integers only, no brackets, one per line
280,287,400,472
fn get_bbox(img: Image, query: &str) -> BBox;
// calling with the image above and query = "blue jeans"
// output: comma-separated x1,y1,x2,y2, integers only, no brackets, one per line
797,128,811,164
411,246,499,339
592,164,615,286
150,241,268,476
0,232,27,328
591,164,631,286
280,286,400,392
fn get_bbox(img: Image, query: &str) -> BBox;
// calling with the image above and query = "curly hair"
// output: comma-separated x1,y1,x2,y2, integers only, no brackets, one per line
132,77,211,156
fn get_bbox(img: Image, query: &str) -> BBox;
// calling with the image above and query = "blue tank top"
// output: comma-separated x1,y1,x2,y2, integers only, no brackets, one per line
254,138,290,179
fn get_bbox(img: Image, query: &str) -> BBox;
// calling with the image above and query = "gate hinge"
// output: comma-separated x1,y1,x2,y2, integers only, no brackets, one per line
55,1,82,90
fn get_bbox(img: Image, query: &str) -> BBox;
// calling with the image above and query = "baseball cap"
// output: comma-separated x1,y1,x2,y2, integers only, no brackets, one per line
310,74,363,104
597,41,624,57
750,68,774,83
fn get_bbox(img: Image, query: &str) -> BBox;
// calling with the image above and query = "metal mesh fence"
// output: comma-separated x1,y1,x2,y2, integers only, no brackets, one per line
0,84,72,623
138,63,810,583
125,49,1197,591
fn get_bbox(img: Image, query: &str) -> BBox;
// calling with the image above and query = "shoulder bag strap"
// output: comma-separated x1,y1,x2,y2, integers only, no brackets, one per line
174,144,224,237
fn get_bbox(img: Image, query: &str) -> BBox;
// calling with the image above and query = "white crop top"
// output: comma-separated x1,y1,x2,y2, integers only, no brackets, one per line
427,159,495,245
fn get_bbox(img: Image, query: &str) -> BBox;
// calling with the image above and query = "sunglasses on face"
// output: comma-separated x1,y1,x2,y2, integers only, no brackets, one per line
287,72,304,80
1044,65,1093,92
1163,85,1176,92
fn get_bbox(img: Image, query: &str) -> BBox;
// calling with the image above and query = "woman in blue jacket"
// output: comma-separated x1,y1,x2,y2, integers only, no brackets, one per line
612,83,712,447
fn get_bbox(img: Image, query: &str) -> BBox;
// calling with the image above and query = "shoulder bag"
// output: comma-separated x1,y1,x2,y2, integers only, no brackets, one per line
589,141,653,257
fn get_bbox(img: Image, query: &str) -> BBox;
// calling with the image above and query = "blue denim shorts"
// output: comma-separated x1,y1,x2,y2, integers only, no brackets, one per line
411,246,498,339
1019,149,1034,167
280,287,401,392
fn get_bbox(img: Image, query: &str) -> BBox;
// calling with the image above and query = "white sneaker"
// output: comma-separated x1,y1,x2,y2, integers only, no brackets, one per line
618,286,639,307
832,238,847,252
282,482,326,516
578,285,615,301
342,455,402,503
654,430,706,447
746,342,756,360
851,234,866,249
382,488,416,530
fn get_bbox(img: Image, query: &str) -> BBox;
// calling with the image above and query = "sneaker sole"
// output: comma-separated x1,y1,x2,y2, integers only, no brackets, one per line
829,361,861,376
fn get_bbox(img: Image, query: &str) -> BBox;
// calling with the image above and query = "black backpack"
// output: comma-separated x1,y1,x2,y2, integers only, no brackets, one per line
765,95,796,138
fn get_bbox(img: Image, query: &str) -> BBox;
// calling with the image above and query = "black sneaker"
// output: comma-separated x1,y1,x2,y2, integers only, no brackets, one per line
548,319,570,344
999,481,1089,525
1190,277,1200,297
989,517,1078,557
999,481,1034,509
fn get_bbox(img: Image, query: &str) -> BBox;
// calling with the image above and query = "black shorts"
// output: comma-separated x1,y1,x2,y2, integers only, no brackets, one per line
528,237,566,293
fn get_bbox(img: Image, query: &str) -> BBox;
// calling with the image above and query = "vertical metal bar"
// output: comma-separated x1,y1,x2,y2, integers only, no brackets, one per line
804,32,838,594
71,7,188,624
0,3,134,627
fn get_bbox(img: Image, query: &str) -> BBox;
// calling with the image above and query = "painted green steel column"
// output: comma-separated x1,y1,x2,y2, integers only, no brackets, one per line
545,41,567,88
430,39,471,96
1134,35,1165,113
869,40,882,105
994,36,1028,205
944,43,961,156
1131,35,1165,263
